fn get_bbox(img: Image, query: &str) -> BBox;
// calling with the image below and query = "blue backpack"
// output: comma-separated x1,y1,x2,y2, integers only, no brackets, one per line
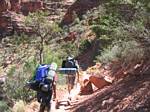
34,64,49,81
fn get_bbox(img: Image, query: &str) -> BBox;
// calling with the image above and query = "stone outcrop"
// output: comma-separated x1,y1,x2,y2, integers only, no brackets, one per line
0,0,72,37
0,11,13,37
79,75,111,95
10,0,21,13
0,0,44,37
61,0,104,25
89,76,111,89
0,11,28,38
0,0,11,13
21,0,44,16
80,79,94,95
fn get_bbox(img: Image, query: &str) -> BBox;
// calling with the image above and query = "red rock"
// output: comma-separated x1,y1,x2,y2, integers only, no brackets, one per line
10,0,21,13
80,79,93,95
89,76,111,89
63,31,77,41
0,0,11,13
61,0,102,25
21,0,44,16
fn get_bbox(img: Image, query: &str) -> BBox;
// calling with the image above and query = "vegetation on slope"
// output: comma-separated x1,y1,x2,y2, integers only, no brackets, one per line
0,0,149,111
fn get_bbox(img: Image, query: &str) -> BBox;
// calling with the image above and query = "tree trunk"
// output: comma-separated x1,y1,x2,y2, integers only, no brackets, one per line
39,36,44,64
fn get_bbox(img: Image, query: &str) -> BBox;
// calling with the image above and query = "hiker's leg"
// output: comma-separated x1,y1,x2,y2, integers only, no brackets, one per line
47,104,51,112
39,103,45,112
66,75,71,94
53,82,56,100
70,76,75,90
37,92,42,102
68,84,71,94
46,91,52,112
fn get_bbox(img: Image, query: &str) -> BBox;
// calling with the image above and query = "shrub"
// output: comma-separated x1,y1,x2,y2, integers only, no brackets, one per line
61,41,79,57
79,39,92,53
5,66,35,102
96,40,144,65
0,101,10,112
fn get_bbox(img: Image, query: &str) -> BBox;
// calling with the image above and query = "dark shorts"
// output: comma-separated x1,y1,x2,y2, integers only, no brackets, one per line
66,75,76,86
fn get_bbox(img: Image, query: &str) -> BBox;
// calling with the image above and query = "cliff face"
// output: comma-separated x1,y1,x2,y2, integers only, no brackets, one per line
0,0,72,37
0,0,11,13
0,0,44,14
10,0,21,13
0,0,44,37
21,1,43,16
61,0,104,25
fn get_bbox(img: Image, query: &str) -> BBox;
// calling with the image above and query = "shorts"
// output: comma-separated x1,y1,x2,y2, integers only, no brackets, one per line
66,75,76,86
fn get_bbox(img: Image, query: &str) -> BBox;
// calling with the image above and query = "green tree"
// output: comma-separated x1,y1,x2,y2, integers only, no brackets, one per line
25,11,61,64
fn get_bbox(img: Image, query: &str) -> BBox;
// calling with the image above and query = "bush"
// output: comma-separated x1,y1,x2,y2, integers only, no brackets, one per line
61,41,79,57
0,101,10,112
5,66,35,102
96,40,144,65
79,39,92,53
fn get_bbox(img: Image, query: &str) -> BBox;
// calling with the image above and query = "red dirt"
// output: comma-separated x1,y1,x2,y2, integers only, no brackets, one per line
68,73,150,112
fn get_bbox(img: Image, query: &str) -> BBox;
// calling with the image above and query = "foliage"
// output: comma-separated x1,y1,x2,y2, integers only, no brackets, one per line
85,0,150,65
79,39,92,53
61,41,79,57
0,0,150,108
25,11,61,64
43,46,64,66
5,66,35,101
96,40,144,64
0,101,11,112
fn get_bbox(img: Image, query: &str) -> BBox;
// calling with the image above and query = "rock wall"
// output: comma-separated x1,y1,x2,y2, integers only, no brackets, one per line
0,0,44,37
21,1,44,16
0,12,13,37
10,0,21,13
61,0,104,25
0,0,11,13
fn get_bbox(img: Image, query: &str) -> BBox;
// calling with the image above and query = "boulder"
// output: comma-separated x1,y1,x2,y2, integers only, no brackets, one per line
0,11,27,37
89,76,111,89
63,32,77,41
21,0,44,16
0,11,13,37
61,0,102,25
80,79,93,95
10,0,21,13
0,0,11,13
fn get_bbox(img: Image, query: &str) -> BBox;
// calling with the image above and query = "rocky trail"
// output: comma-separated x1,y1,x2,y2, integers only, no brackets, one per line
24,85,81,112
23,61,150,112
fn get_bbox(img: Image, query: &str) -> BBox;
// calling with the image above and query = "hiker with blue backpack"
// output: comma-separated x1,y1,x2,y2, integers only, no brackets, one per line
26,62,58,112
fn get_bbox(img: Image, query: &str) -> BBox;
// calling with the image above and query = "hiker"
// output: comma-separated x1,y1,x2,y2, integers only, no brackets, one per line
62,56,79,100
26,62,58,112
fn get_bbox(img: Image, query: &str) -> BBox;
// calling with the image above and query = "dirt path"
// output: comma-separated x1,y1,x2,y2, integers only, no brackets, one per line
25,84,81,112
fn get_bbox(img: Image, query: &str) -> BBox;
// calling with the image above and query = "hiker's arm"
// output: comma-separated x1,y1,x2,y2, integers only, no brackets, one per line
53,81,56,100
75,60,80,82
53,74,57,100
77,70,80,82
